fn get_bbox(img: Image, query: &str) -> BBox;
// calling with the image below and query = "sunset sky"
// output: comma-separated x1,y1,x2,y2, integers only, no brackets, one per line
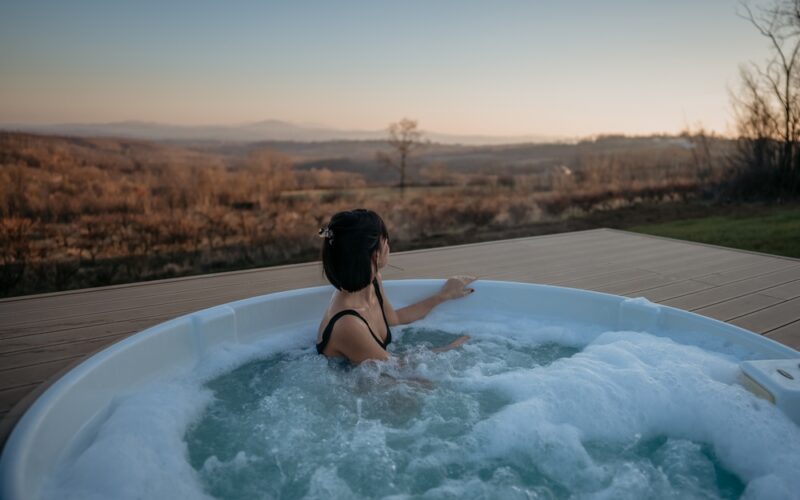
0,0,776,139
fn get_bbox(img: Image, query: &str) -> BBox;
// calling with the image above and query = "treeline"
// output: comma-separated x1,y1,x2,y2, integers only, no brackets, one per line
0,131,730,297
731,0,800,199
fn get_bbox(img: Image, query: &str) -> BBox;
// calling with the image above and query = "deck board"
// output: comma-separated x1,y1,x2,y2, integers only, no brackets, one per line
636,280,716,302
731,296,800,333
0,384,38,414
663,266,800,311
693,259,800,285
592,274,678,295
761,279,800,299
766,320,800,346
1,228,799,449
693,293,786,321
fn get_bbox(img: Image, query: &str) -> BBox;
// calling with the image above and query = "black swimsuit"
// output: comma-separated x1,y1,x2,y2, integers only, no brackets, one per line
316,278,392,355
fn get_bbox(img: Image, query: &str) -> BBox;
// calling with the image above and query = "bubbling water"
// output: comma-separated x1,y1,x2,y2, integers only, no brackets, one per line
186,330,582,499
185,323,798,500
44,312,800,500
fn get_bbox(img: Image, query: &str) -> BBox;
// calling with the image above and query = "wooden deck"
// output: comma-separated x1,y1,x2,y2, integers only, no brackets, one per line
1,228,799,447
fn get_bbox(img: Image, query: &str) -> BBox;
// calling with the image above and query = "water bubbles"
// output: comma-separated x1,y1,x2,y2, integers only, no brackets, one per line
182,326,800,499
46,321,800,500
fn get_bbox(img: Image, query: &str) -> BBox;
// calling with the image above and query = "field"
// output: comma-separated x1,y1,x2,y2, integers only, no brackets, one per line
0,131,735,297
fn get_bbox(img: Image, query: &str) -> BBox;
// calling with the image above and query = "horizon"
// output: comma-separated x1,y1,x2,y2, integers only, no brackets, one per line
0,0,774,138
0,118,725,145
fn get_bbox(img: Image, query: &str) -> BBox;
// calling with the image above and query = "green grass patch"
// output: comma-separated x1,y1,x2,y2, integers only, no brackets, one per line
629,206,800,259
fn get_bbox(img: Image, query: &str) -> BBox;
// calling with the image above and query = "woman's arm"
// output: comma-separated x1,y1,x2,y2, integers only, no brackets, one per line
376,274,477,325
396,293,446,324
431,335,471,352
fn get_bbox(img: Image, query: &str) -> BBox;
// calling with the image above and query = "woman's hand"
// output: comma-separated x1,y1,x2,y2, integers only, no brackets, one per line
438,275,477,300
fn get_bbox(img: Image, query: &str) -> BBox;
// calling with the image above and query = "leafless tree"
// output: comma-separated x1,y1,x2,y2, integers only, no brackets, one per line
376,118,425,192
733,0,800,197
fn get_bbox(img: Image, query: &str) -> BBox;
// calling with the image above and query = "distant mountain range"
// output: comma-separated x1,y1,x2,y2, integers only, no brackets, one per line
0,119,568,145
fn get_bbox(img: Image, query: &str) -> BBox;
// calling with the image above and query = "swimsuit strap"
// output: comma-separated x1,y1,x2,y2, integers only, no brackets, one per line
372,278,392,346
316,309,387,355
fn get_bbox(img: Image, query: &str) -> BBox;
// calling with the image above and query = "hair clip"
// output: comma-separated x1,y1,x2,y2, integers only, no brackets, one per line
318,227,334,244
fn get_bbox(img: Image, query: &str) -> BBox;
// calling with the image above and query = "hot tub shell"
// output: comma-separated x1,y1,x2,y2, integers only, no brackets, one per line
1,280,798,500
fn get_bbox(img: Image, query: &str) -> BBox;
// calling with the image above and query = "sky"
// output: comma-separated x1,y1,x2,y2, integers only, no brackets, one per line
0,0,778,139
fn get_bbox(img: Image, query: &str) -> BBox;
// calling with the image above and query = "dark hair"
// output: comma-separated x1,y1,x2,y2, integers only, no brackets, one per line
320,209,389,292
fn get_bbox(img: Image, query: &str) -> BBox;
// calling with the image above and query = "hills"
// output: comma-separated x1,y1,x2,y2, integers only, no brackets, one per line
0,129,718,187
0,119,566,145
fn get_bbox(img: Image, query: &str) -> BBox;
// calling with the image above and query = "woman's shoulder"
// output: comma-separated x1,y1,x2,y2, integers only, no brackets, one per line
318,308,368,342
321,308,369,332
327,310,375,348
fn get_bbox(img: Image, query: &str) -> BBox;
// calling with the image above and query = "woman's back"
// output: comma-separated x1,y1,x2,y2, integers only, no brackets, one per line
317,278,392,358
316,208,474,363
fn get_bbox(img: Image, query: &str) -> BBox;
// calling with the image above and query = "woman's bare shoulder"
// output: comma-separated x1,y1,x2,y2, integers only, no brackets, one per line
328,312,389,362
319,307,364,329
330,312,368,334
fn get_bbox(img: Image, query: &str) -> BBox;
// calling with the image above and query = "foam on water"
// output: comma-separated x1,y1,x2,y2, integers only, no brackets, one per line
42,311,800,500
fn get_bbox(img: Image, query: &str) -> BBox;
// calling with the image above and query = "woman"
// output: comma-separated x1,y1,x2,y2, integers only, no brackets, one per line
316,209,475,364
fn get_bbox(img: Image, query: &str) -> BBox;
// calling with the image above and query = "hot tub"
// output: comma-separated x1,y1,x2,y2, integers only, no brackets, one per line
1,280,799,499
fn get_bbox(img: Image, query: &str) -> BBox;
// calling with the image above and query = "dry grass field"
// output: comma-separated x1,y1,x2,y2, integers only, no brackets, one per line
0,131,733,297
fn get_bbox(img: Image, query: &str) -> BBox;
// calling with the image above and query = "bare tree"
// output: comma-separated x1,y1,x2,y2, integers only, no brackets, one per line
733,0,800,197
376,118,425,192
731,65,782,196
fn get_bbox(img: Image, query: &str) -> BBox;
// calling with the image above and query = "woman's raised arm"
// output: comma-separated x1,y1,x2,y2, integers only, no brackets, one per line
376,274,477,325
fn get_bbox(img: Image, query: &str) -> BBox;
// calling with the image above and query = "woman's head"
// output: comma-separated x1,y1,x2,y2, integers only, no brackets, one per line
320,209,389,292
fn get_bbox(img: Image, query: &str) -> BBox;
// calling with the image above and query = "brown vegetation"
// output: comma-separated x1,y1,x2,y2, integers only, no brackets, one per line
0,131,731,297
